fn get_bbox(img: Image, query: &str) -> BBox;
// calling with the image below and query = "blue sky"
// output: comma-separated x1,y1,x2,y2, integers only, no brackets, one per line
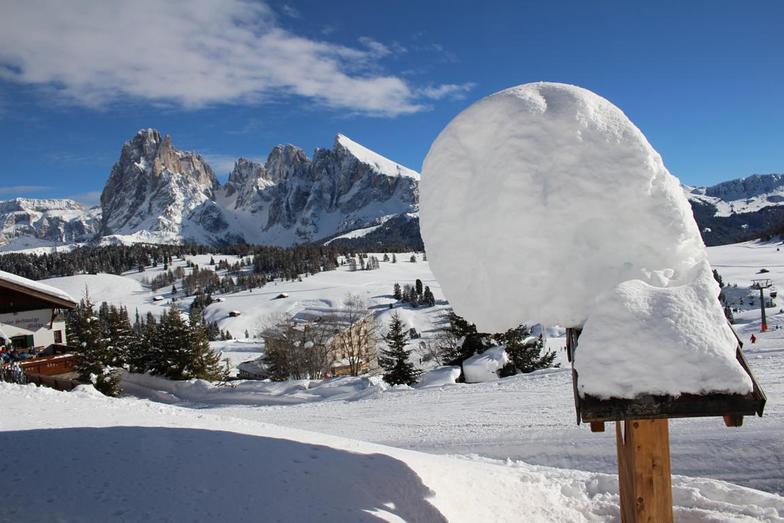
0,0,782,205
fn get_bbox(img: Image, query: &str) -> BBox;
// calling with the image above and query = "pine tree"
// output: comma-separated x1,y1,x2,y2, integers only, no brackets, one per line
186,310,228,381
378,313,420,385
409,254,416,263
415,279,423,298
497,328,557,375
69,295,122,396
393,283,402,300
392,253,397,263
422,286,435,307
149,306,191,379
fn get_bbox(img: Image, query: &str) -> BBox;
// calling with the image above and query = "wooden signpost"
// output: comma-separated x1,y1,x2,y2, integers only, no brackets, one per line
567,327,766,523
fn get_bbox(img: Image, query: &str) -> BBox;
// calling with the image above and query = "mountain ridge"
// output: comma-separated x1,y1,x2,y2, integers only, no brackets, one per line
1,130,781,251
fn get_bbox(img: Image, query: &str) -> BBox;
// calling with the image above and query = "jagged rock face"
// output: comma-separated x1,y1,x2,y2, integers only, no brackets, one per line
221,134,419,244
0,198,99,248
100,129,222,241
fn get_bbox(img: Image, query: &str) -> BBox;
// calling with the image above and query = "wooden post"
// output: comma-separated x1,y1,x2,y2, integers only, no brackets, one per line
615,419,673,523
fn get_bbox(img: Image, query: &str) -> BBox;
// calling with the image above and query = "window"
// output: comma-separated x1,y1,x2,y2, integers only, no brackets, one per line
11,335,34,348
54,330,63,344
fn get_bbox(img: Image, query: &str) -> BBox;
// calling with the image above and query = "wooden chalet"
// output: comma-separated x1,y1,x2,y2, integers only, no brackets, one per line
0,270,80,390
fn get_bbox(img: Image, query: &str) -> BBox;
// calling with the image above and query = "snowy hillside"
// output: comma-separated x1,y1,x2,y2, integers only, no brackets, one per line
2,379,782,522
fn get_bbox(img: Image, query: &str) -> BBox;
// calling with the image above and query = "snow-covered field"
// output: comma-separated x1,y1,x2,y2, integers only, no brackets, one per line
2,240,784,520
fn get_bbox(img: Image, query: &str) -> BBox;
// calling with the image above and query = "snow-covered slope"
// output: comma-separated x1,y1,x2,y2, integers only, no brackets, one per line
38,241,784,498
0,198,99,251
687,174,784,245
688,174,784,217
2,380,782,522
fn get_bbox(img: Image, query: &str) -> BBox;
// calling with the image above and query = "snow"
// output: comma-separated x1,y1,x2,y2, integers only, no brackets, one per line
336,134,421,180
421,81,749,398
417,365,462,388
0,269,77,304
421,81,705,331
462,346,509,383
576,260,752,398
1,381,782,522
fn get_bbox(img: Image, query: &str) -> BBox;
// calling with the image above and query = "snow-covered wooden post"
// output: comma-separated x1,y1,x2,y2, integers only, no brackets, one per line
418,82,767,523
567,326,765,523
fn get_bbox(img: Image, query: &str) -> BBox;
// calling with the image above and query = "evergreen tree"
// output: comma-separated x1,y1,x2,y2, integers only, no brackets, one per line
409,254,416,263
104,305,134,367
393,283,402,300
68,295,121,396
496,328,557,376
148,306,191,379
186,310,228,381
415,279,423,298
422,286,436,307
392,253,397,263
378,313,420,385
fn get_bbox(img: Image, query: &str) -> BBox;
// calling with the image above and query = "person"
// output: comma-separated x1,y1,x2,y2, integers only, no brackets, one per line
750,334,757,344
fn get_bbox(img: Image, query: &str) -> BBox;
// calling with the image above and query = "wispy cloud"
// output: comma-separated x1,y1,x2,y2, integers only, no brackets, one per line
280,4,300,18
0,185,54,195
419,83,476,101
0,0,461,117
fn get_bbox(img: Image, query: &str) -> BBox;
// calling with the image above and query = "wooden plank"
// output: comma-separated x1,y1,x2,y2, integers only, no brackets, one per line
617,419,673,523
590,421,605,432
723,414,744,427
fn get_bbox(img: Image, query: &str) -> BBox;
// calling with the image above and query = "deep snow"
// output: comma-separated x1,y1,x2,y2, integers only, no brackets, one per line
1,381,782,522
420,82,749,398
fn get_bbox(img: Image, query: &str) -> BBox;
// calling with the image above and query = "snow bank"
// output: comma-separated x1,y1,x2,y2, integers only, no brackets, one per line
121,372,387,406
417,366,462,388
2,381,782,522
421,82,751,398
463,347,508,383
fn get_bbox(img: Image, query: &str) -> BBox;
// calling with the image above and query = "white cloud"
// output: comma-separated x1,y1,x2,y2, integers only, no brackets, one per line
0,185,54,195
419,83,476,101
0,0,459,117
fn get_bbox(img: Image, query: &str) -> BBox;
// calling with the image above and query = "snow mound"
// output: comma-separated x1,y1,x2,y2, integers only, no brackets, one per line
421,81,704,331
463,347,508,383
417,366,462,388
577,261,752,398
421,82,751,398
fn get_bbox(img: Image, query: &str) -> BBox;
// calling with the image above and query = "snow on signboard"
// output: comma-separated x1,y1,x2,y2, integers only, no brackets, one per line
420,82,751,398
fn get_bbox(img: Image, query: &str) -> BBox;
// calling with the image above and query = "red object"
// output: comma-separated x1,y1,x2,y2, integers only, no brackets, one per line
762,323,768,333
750,334,757,344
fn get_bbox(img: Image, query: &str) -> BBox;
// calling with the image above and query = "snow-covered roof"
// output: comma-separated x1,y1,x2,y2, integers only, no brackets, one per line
0,270,77,308
336,134,420,180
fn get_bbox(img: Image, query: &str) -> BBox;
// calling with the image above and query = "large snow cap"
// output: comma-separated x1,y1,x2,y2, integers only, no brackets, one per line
421,82,705,331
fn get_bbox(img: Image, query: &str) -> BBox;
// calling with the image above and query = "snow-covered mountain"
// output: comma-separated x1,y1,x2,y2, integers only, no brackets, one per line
218,134,419,245
99,129,231,245
686,174,784,245
0,198,99,251
95,129,419,247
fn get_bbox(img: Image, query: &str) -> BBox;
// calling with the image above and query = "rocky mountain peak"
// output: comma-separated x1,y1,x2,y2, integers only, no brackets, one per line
99,129,221,240
265,144,310,182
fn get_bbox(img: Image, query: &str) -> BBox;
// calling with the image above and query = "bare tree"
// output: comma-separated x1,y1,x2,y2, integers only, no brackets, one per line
330,294,378,376
260,313,339,380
